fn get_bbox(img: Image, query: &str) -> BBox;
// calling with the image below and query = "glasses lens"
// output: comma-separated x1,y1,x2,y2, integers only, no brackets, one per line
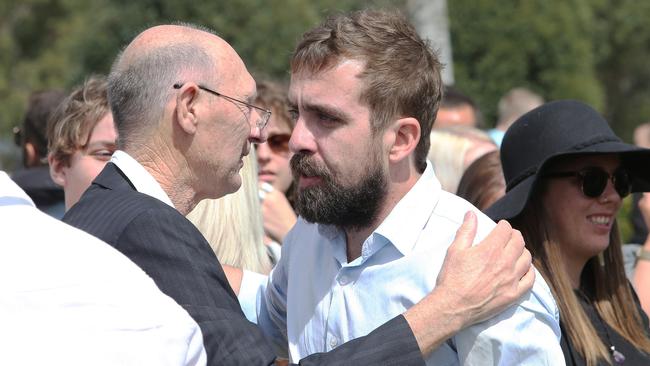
614,169,631,198
251,108,270,131
581,169,608,198
267,134,291,154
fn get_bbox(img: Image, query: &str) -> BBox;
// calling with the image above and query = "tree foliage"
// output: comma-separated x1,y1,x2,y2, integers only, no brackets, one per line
448,0,650,141
449,0,602,127
2,0,649,155
0,0,397,159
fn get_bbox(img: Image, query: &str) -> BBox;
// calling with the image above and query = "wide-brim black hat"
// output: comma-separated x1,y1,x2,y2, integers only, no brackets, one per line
485,99,650,221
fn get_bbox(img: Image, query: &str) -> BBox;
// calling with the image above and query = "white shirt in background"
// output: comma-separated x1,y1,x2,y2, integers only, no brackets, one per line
0,171,206,366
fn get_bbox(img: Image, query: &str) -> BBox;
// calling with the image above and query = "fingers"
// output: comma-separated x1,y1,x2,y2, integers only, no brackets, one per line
450,211,478,250
513,247,532,281
476,219,513,251
504,228,525,257
516,264,536,295
258,182,274,201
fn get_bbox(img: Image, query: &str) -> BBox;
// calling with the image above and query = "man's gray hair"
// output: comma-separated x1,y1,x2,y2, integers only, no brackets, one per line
108,42,214,150
497,87,544,129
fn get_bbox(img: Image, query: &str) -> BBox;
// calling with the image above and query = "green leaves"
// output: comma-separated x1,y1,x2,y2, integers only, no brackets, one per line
0,0,376,159
449,0,650,142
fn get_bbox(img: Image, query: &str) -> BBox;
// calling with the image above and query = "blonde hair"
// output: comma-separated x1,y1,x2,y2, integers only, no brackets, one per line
186,151,272,274
427,126,496,193
47,76,110,166
513,189,650,366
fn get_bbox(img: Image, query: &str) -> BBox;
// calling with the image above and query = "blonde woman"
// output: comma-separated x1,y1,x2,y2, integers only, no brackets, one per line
487,100,650,366
427,126,496,193
187,150,272,275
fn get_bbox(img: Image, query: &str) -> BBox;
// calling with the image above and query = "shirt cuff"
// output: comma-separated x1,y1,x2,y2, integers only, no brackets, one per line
237,269,268,324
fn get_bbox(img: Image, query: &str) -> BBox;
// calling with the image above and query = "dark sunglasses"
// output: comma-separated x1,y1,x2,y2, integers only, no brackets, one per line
255,133,291,154
544,167,631,198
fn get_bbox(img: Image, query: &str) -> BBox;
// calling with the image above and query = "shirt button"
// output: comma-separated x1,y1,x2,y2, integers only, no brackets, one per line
329,337,338,348
338,275,349,285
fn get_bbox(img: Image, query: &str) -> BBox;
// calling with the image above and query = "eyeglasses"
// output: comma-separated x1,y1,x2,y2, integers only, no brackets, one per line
255,133,291,155
544,167,631,198
173,83,271,131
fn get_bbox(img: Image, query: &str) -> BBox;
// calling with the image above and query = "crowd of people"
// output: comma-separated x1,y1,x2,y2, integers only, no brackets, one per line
3,8,650,366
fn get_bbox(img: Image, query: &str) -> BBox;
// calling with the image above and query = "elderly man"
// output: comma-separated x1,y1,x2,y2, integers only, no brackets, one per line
242,10,564,365
64,23,533,365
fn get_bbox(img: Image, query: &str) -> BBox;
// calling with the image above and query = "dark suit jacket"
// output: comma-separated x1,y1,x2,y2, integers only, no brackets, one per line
64,163,424,366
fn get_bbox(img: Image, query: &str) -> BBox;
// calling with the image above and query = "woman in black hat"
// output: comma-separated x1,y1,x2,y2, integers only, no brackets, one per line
486,100,650,366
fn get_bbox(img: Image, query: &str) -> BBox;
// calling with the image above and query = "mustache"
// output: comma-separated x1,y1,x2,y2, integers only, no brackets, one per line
290,153,330,179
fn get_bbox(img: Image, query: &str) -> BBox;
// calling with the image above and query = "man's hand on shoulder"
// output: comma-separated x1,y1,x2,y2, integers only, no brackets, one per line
436,212,534,326
404,211,534,356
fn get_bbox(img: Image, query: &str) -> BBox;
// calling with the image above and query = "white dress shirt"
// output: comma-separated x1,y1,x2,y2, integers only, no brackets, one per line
111,150,175,207
0,171,206,365
249,162,564,365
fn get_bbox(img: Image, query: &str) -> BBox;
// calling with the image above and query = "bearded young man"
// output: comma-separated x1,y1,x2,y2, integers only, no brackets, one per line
240,10,565,365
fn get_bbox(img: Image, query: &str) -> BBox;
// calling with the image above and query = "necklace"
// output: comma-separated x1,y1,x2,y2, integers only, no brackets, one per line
593,308,625,364
575,290,626,364
610,346,626,364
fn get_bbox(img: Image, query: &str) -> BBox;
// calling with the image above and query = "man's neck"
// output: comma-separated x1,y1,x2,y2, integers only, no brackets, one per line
129,147,198,216
344,166,422,262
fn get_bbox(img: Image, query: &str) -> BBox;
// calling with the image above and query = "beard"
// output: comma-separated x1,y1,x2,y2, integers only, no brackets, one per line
290,152,387,230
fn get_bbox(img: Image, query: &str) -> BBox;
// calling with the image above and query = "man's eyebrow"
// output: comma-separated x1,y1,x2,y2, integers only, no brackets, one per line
85,140,117,149
301,102,351,121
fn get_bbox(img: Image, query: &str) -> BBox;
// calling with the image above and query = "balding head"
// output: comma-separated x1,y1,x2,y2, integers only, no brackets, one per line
107,24,244,151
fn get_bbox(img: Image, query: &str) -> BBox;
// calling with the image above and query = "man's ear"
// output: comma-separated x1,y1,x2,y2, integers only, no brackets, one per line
48,154,66,187
387,117,421,164
174,83,201,135
24,142,40,167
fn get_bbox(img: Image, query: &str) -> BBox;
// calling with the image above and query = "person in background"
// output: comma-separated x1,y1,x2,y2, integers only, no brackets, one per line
11,89,66,217
255,80,297,260
0,170,206,365
625,122,650,276
488,87,543,147
633,192,650,319
427,126,497,193
627,122,650,317
487,100,650,366
433,85,482,129
457,151,505,211
47,76,117,210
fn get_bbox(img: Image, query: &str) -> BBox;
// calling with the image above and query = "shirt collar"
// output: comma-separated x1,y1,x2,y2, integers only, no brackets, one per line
110,150,175,208
0,171,35,207
374,161,441,256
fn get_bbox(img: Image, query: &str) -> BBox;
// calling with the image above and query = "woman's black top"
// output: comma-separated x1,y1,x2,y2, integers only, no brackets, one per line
561,289,650,365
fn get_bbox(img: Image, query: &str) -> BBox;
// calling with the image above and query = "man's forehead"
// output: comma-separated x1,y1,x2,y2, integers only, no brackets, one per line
211,54,256,99
288,60,365,104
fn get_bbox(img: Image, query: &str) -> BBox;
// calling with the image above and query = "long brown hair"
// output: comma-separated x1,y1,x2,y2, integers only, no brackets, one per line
512,184,650,366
